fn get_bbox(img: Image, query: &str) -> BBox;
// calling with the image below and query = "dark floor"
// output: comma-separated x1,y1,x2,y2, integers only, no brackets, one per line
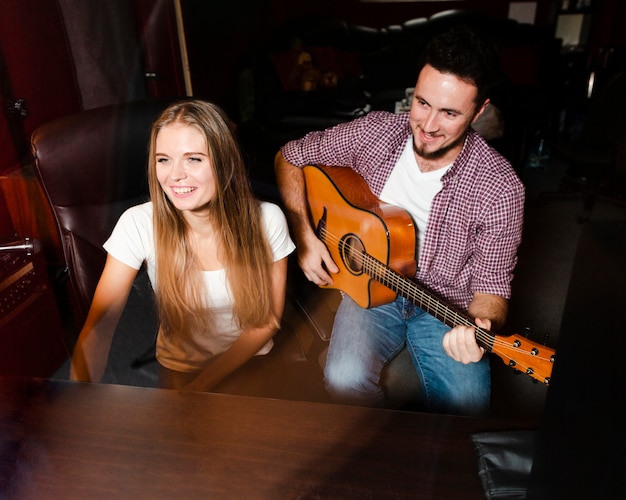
52,156,626,423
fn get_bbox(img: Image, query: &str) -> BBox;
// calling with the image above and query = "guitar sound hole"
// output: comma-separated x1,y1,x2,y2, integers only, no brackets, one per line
341,235,365,275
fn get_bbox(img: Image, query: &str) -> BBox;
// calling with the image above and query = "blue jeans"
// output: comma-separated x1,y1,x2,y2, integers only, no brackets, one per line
323,295,491,416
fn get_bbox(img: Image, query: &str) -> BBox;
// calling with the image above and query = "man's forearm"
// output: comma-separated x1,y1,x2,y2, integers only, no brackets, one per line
467,292,508,331
274,152,314,242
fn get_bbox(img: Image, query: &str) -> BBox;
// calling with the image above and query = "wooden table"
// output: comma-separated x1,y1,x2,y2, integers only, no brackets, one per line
0,376,530,499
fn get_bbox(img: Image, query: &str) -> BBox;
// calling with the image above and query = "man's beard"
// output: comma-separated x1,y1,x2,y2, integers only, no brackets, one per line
412,127,469,160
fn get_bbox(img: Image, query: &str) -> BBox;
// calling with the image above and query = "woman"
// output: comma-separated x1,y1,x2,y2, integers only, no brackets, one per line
70,100,295,391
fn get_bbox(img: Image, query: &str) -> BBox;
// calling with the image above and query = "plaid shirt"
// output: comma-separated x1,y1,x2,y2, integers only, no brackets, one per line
281,111,525,311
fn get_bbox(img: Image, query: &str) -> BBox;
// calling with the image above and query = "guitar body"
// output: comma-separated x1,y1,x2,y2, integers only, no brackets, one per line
303,165,417,308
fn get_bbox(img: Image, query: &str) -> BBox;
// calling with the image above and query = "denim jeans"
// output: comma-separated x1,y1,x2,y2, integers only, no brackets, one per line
323,295,491,416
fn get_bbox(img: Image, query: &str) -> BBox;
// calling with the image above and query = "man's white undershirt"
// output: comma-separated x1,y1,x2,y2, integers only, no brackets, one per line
379,137,450,260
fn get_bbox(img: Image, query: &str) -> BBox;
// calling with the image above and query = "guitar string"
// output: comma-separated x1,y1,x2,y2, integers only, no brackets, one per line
318,227,553,379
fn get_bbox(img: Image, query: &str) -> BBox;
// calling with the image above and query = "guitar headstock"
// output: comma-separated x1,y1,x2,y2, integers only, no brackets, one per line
489,332,555,385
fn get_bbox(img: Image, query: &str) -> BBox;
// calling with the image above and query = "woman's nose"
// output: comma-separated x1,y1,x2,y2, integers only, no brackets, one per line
170,160,187,180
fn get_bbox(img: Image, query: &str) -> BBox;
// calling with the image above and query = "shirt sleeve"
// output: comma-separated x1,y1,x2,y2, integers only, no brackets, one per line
103,203,153,270
260,202,296,261
280,112,391,169
471,181,525,299
280,112,409,197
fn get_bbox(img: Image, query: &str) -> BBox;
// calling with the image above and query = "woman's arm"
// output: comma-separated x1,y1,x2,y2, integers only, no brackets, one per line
183,256,289,392
70,254,138,382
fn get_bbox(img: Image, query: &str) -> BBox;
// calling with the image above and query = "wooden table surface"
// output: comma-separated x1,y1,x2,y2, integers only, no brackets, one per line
0,376,530,499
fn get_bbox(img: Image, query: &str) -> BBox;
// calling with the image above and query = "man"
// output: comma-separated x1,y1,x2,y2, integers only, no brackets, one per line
274,27,525,416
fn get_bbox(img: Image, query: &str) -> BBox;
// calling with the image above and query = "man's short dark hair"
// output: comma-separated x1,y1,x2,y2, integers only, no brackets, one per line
418,26,500,107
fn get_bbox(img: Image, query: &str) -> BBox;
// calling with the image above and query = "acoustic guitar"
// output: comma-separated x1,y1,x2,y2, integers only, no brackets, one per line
303,164,555,386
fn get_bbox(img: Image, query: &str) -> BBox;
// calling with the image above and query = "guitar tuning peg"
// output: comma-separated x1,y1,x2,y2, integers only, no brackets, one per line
524,326,533,338
543,332,550,345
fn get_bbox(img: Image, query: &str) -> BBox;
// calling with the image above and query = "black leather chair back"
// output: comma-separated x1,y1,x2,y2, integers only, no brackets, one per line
31,100,171,328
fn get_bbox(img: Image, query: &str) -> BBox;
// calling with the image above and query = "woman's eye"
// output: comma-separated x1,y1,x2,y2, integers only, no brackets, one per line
156,157,170,163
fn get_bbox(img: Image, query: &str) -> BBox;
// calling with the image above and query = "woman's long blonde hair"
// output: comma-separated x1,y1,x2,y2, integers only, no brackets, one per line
147,100,274,337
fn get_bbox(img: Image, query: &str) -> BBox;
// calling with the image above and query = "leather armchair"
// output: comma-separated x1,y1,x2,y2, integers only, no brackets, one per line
31,100,171,330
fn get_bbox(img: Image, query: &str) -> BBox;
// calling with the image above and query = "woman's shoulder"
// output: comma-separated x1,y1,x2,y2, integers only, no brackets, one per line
119,201,153,222
258,200,295,257
259,200,282,214
112,202,154,239
125,200,153,214
258,200,287,221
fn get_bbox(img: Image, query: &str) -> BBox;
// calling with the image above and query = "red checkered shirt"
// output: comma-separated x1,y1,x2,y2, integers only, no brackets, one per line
281,111,525,311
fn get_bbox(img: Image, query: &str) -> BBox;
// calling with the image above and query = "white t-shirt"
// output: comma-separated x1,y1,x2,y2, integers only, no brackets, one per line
103,201,295,372
379,137,449,259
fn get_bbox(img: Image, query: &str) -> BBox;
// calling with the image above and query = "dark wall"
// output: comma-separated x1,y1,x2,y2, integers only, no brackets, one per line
180,0,555,114
182,0,625,119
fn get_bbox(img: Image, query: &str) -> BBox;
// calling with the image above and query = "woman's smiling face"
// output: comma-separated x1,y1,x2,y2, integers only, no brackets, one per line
155,122,216,214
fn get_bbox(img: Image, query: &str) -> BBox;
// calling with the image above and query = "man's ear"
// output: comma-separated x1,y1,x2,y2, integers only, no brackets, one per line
472,98,491,124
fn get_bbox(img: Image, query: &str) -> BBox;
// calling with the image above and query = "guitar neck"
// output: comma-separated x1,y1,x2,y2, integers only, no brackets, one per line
360,250,495,352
